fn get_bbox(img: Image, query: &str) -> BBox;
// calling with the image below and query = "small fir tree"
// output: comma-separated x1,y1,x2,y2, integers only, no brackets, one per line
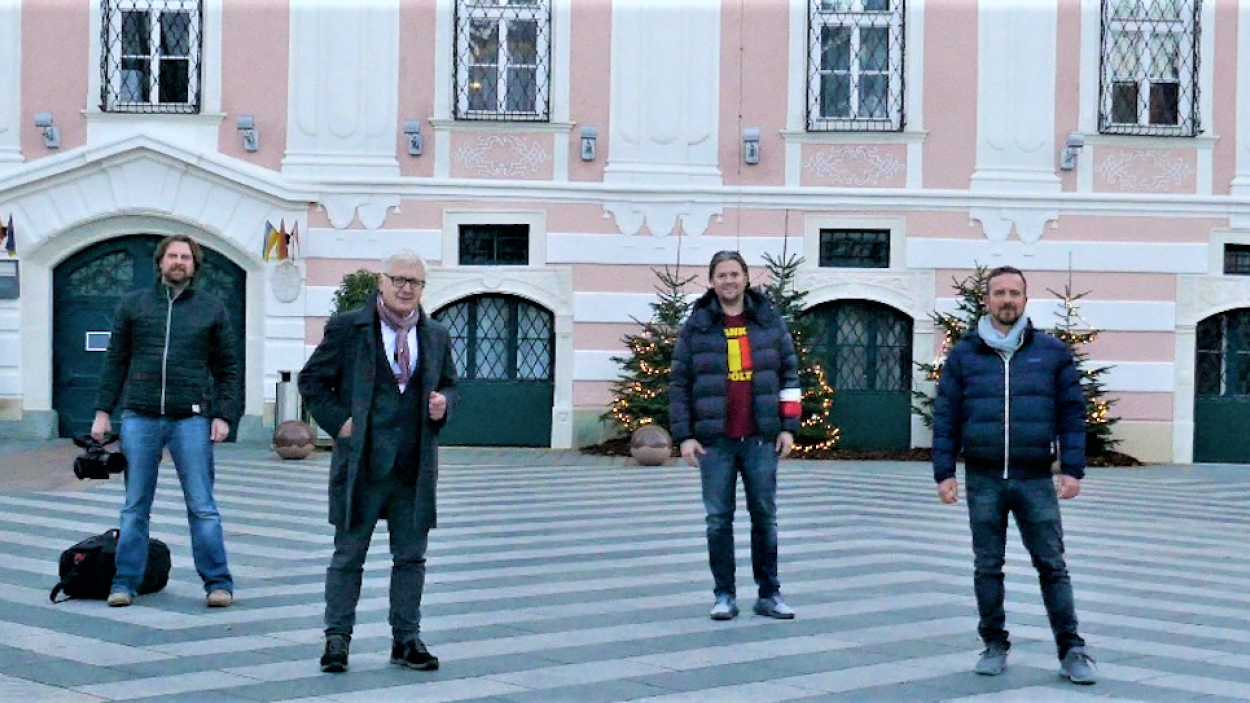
1048,285,1122,456
331,268,379,316
761,252,840,454
602,267,698,433
912,263,991,426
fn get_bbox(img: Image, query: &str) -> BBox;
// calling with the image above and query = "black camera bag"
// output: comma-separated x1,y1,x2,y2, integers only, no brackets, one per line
49,528,171,602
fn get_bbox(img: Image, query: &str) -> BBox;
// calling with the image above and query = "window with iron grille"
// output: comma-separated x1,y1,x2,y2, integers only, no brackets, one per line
436,295,554,381
807,0,905,132
1099,0,1200,137
454,0,551,122
100,0,202,113
1224,244,1250,275
819,229,891,268
1196,311,1250,397
460,224,529,265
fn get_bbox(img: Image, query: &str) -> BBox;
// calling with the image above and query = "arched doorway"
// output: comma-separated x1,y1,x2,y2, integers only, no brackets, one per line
1193,308,1250,462
52,235,247,438
433,293,555,446
806,299,913,451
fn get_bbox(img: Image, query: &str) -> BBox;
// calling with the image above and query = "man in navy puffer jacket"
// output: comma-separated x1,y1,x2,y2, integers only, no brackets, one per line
670,250,800,622
933,265,1096,684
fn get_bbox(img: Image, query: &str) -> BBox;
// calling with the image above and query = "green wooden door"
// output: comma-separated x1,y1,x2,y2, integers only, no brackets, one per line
1194,309,1250,462
807,300,913,451
53,236,246,438
434,294,554,446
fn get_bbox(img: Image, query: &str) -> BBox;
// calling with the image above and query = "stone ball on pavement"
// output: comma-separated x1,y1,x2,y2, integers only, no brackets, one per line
630,424,673,466
273,420,316,460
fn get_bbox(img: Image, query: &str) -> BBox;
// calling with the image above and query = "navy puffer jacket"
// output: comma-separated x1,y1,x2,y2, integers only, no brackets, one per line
932,322,1086,483
95,281,242,424
669,287,800,443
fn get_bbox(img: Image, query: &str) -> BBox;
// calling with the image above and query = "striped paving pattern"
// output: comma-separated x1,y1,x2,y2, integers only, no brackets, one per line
1,447,1250,702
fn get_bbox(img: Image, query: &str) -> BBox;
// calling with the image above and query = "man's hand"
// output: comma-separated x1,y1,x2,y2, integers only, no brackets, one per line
680,438,705,467
210,418,230,443
775,431,794,458
1056,474,1081,499
91,411,111,443
937,477,959,504
429,391,447,421
338,418,353,438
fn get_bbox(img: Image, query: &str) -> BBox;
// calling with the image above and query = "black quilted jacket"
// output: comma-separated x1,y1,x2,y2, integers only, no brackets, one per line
94,281,242,424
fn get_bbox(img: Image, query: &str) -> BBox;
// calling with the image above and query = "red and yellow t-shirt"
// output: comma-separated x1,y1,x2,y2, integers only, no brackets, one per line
724,313,757,438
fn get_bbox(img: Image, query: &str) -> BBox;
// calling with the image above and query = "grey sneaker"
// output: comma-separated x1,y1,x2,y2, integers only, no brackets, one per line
1060,647,1097,684
709,594,738,620
975,642,1009,675
107,591,133,608
753,594,795,619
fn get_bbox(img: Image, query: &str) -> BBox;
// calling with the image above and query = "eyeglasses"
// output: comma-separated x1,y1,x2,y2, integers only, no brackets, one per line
383,273,426,290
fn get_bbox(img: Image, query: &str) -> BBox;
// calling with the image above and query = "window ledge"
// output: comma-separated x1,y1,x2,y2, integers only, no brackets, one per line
430,119,575,135
1086,133,1218,150
781,129,927,146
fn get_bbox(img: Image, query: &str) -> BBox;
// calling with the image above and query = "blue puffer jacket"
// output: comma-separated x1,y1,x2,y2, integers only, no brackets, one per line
669,287,800,443
932,322,1086,483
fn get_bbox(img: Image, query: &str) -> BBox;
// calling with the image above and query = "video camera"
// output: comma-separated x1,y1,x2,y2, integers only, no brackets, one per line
72,434,127,480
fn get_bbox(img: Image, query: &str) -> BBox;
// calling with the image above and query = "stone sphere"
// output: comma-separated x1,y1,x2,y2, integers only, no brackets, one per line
630,425,673,466
273,420,316,460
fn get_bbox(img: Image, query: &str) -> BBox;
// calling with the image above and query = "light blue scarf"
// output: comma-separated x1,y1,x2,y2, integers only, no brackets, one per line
977,315,1028,354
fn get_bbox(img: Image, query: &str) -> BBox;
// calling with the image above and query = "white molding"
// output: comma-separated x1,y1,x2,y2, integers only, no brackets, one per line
441,209,547,267
906,237,1208,275
0,0,22,168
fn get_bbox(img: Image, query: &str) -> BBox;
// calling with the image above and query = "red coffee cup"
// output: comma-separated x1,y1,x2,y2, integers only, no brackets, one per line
779,388,802,418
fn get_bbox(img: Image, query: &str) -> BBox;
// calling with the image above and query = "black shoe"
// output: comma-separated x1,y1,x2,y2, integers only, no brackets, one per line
319,635,349,673
391,637,439,670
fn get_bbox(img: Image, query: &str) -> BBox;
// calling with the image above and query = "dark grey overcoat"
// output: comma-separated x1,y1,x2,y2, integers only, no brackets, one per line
298,296,458,531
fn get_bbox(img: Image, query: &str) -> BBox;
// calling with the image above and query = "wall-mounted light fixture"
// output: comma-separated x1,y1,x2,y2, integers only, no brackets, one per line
403,119,424,156
1059,131,1084,171
236,114,259,152
580,125,597,162
743,127,760,165
33,112,60,149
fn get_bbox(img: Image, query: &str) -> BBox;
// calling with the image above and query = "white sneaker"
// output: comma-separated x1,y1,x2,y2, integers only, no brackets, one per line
709,594,739,620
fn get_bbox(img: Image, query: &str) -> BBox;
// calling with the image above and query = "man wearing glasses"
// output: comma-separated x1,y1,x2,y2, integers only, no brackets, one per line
299,250,459,674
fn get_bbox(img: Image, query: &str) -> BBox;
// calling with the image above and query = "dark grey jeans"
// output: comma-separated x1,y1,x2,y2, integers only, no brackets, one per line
325,476,429,643
699,436,780,600
965,471,1085,659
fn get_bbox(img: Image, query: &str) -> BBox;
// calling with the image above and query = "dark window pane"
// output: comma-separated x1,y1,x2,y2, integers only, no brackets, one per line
506,67,537,113
858,75,887,118
1149,81,1179,124
820,26,851,71
860,27,888,71
121,11,150,55
509,20,538,64
160,11,191,56
469,20,499,63
468,65,497,111
459,224,530,265
819,229,891,268
159,59,189,103
121,60,150,101
1111,82,1138,123
821,74,850,118
1224,245,1250,276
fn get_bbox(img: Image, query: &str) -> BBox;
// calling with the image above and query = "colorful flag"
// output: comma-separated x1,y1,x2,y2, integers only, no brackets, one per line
288,221,300,261
262,220,281,262
3,214,13,258
275,220,289,261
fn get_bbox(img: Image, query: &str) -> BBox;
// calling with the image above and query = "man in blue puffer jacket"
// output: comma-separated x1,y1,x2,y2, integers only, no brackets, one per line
932,265,1097,685
670,250,800,622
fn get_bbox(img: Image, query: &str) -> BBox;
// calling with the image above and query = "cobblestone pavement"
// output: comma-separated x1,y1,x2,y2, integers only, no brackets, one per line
2,442,1250,702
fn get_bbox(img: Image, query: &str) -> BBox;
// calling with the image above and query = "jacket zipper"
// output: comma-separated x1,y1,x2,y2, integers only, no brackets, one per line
160,287,178,415
1001,351,1010,479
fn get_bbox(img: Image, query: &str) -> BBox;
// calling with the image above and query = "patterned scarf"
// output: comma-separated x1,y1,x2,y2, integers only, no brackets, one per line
376,297,419,386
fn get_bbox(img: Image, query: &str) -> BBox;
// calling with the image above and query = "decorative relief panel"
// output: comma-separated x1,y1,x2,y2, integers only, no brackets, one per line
451,134,552,179
800,145,906,187
1096,149,1196,193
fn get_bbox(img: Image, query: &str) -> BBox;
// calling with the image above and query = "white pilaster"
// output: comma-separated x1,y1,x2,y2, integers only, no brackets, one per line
0,0,23,170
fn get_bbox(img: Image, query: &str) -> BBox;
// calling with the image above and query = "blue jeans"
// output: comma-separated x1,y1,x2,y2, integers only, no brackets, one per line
325,475,429,642
966,472,1085,659
699,436,780,599
113,412,233,596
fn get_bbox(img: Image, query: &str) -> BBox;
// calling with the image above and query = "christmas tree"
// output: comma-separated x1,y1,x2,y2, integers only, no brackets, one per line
1048,284,1122,455
911,263,991,426
602,267,697,433
760,252,840,454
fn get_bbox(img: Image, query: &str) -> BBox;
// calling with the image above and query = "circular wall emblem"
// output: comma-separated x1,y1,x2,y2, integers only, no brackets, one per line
272,260,302,303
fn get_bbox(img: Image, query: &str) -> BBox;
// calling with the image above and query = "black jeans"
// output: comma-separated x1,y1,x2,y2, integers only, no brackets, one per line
965,472,1085,659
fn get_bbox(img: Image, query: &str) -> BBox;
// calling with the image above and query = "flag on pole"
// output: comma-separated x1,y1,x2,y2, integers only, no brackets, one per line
3,214,14,258
262,220,281,262
275,219,289,261
288,221,300,261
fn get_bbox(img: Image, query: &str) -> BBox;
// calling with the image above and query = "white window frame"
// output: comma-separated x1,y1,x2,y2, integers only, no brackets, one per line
807,0,905,132
101,0,202,113
454,0,551,121
1099,0,1199,136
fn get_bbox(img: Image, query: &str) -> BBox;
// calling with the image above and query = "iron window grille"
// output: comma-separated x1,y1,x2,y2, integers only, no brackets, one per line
810,301,912,392
459,224,530,265
454,0,551,122
807,0,905,132
100,0,202,114
1099,0,1200,137
818,229,891,268
1196,311,1250,397
1225,244,1250,276
436,295,554,381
